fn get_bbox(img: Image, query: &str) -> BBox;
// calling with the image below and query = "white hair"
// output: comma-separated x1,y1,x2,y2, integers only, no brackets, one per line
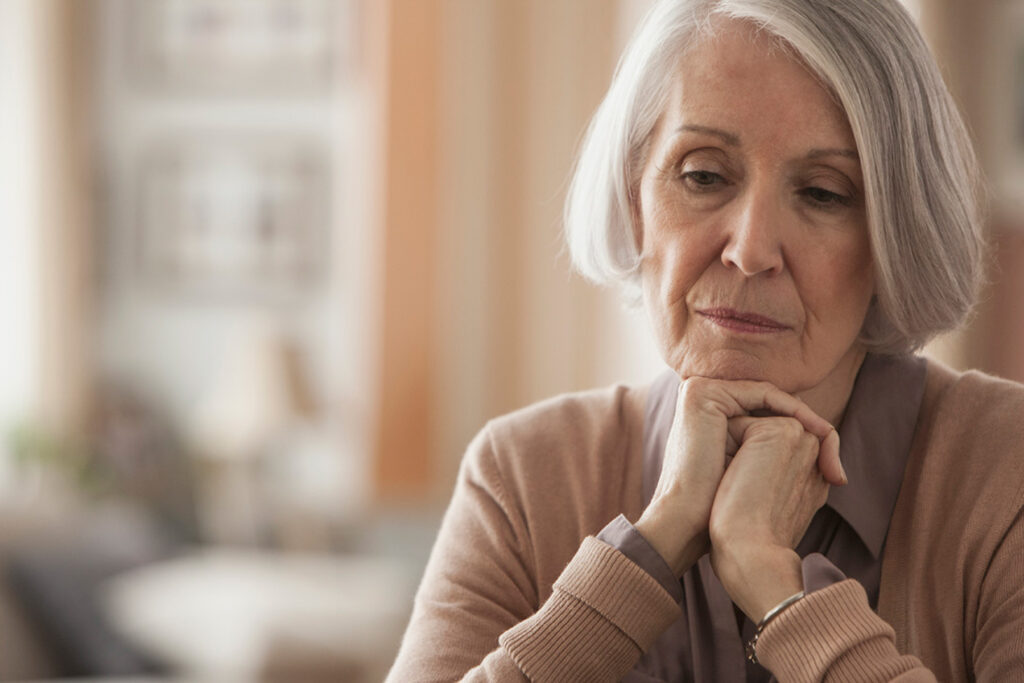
564,0,985,353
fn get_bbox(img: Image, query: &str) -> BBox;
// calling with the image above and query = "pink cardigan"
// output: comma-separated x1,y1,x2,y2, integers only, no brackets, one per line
388,360,1024,681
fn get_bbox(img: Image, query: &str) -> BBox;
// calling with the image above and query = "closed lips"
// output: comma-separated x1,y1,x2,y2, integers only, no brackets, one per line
698,308,791,330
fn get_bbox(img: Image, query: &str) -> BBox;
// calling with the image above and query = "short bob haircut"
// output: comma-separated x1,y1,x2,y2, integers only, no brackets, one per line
565,0,985,353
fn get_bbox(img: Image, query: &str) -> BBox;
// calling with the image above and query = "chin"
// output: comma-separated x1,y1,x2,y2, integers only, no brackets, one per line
675,348,802,391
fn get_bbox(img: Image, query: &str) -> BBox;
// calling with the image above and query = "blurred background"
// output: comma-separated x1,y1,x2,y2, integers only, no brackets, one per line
0,0,1021,680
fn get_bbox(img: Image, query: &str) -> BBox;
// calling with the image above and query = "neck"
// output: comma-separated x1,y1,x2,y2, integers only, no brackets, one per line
796,347,867,427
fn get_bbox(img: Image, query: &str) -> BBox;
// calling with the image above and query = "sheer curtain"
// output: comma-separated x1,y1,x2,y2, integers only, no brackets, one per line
0,0,44,445
0,0,93,492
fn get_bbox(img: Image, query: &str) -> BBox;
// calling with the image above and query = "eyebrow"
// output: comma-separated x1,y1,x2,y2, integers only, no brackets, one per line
806,147,860,162
676,124,860,163
675,124,740,146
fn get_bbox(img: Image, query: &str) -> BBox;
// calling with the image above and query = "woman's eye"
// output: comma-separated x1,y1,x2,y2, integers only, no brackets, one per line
681,170,725,189
800,186,851,207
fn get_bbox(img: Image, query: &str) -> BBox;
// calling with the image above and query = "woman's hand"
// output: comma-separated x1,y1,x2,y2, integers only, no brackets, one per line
709,416,833,622
635,377,841,578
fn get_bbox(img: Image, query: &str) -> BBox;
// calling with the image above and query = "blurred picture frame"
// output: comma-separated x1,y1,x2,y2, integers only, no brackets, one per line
126,0,353,93
135,134,330,300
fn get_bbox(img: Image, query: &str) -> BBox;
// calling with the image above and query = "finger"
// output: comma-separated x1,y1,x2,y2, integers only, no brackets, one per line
681,377,841,481
817,428,846,486
700,379,841,476
728,415,801,442
724,420,742,455
697,378,834,440
727,415,846,487
725,416,754,452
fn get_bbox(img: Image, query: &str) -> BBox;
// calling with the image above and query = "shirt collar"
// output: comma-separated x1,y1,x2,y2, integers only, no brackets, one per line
642,353,928,559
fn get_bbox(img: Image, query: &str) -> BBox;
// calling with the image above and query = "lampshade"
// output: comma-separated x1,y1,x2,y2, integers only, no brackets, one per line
188,320,314,461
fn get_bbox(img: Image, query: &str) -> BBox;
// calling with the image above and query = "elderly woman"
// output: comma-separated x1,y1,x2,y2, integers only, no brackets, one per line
388,0,1024,680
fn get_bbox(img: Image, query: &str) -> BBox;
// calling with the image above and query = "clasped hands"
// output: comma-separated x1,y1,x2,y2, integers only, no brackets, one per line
634,377,845,624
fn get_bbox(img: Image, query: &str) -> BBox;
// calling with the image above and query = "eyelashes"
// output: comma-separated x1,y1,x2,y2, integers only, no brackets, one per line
680,170,725,190
797,186,854,208
677,168,856,211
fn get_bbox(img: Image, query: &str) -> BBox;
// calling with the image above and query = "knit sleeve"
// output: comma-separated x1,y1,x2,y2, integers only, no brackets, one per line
385,425,681,682
754,579,935,682
757,508,1024,682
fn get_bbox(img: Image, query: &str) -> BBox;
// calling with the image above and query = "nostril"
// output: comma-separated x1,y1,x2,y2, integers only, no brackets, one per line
719,196,786,275
721,235,784,276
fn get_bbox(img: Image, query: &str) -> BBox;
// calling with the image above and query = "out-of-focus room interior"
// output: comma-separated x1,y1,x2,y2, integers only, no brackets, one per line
0,0,1022,680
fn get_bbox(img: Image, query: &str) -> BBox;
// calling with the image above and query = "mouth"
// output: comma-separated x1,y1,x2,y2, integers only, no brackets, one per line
696,307,791,334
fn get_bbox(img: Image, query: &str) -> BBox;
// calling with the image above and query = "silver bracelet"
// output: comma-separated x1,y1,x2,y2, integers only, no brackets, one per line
745,590,805,665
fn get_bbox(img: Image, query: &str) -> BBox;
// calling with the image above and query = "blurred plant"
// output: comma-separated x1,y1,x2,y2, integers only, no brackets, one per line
6,420,115,498
4,386,200,541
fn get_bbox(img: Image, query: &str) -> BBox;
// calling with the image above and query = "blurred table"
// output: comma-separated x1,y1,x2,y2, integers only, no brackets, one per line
100,549,417,682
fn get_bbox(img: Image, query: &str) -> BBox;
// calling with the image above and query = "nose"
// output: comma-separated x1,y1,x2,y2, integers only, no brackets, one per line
720,188,785,276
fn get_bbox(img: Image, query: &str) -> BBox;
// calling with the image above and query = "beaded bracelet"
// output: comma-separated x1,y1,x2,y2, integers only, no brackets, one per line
745,590,805,665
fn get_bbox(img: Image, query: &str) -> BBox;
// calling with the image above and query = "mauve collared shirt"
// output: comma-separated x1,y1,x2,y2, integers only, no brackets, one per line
596,353,928,682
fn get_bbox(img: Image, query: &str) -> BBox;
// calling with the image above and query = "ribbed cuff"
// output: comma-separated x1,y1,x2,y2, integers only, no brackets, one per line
499,536,681,681
755,579,913,683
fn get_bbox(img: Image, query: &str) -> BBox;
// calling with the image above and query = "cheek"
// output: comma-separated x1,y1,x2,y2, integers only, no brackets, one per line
640,199,711,303
837,239,875,301
803,241,874,326
641,231,718,363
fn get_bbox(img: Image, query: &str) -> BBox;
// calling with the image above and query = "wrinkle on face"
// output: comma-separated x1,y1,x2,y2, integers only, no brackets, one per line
636,18,874,419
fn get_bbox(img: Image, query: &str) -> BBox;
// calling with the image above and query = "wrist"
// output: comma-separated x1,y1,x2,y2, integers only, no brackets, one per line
635,503,707,577
712,542,802,622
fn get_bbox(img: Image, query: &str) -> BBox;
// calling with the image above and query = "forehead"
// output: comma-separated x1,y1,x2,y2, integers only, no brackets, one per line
662,19,856,152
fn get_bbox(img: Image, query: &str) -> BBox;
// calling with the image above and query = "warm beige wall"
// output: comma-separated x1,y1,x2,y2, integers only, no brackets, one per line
918,0,1024,381
371,0,667,501
916,0,988,371
432,0,666,495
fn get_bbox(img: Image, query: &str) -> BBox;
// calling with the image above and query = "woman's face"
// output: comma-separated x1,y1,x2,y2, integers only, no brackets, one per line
638,20,875,400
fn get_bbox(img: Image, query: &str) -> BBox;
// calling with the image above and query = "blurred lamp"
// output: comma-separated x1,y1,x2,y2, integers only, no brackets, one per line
186,319,315,545
188,321,313,462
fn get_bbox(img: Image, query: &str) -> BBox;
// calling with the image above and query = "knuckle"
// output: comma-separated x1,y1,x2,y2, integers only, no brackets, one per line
799,431,820,452
679,376,709,397
772,417,804,440
678,376,717,409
